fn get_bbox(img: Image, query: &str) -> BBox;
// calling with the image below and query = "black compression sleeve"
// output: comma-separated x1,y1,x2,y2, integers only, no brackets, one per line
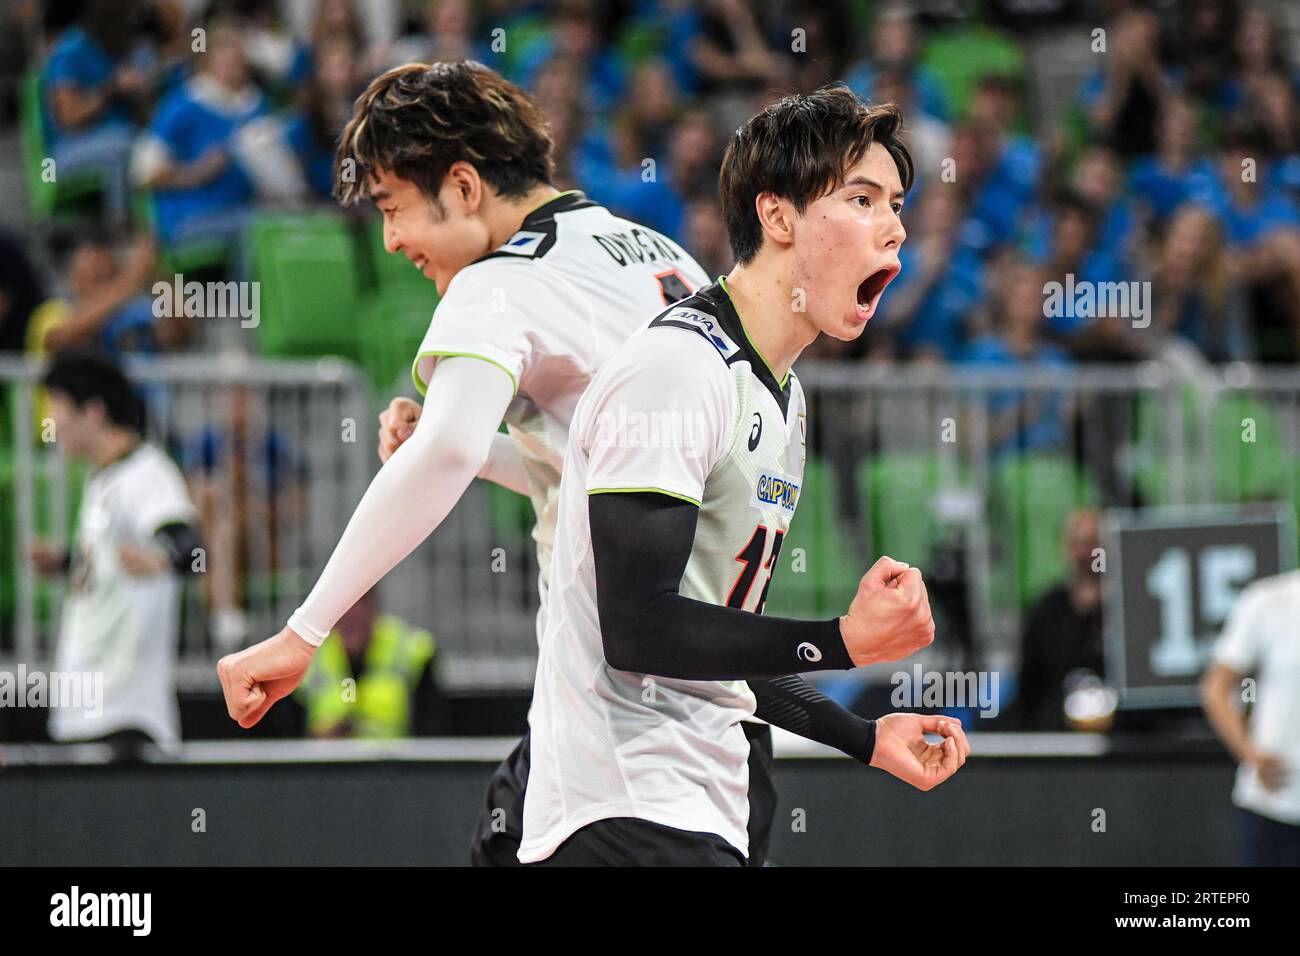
589,490,854,680
751,676,877,764
154,521,204,575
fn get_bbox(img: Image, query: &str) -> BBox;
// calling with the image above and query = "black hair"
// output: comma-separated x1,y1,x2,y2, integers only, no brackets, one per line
41,350,146,435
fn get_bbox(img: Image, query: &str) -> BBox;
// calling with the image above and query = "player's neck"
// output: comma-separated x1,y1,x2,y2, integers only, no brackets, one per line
487,183,563,249
721,260,819,384
91,429,141,471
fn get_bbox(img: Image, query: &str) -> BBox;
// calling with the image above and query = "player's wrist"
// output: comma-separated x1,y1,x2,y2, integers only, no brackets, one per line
837,615,875,668
284,611,327,648
856,718,878,766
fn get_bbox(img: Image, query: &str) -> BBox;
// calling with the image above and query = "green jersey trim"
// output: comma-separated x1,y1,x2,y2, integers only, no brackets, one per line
411,350,519,398
588,486,702,507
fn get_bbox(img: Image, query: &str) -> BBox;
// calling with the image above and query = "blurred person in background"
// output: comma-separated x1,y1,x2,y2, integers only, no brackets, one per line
948,120,1018,255
515,0,626,115
286,35,363,202
845,3,950,123
1171,0,1242,116
676,0,791,106
25,232,193,359
532,54,587,188
294,587,447,738
966,74,1040,211
378,0,487,71
959,258,1071,458
1063,144,1137,266
1233,3,1300,100
1077,6,1170,157
131,18,268,257
683,195,732,280
1010,509,1105,731
285,0,368,98
876,185,983,361
872,67,950,196
42,0,155,228
29,351,202,760
1200,122,1300,359
577,98,719,243
1202,568,1300,865
0,228,47,354
1127,94,1217,230
1034,191,1143,361
783,0,855,95
1146,204,1253,363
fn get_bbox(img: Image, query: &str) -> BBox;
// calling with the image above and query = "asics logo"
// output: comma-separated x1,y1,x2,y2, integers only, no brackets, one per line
796,642,822,662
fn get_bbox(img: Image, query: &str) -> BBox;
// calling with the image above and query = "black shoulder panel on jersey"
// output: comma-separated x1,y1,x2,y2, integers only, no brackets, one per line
646,284,741,365
688,282,792,417
472,190,598,264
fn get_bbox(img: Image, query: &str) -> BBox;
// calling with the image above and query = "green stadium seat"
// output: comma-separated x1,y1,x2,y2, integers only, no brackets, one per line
1135,388,1295,505
1208,394,1293,503
19,70,103,221
133,189,230,277
356,291,437,397
857,451,966,567
990,453,1099,610
1131,386,1198,505
250,213,365,360
920,26,1025,120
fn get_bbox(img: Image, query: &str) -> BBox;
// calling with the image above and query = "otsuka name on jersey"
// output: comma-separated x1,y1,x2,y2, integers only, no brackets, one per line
754,471,800,512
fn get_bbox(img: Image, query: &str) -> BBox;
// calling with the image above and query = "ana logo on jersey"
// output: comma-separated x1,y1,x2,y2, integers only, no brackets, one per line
497,231,548,256
796,642,823,662
666,308,740,360
754,471,799,511
748,412,762,451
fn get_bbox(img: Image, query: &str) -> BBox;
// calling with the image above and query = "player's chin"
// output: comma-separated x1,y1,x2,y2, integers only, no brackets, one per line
839,297,878,337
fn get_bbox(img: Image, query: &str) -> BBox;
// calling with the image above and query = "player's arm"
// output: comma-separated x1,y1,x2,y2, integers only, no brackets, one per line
218,356,514,728
589,490,931,680
750,675,877,764
117,519,205,576
477,431,532,496
1200,585,1289,792
379,396,530,495
590,491,966,788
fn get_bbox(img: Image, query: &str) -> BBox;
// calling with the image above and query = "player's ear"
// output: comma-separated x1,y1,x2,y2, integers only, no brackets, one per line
754,191,795,250
445,161,484,215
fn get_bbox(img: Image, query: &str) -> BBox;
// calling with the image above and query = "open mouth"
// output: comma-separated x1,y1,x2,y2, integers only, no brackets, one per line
856,264,900,315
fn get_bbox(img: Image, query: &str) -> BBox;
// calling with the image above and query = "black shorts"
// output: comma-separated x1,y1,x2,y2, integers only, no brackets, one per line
469,721,777,867
529,816,744,866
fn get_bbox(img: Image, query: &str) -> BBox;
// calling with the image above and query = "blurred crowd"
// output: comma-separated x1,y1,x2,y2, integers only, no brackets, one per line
2,0,1300,745
0,0,1297,371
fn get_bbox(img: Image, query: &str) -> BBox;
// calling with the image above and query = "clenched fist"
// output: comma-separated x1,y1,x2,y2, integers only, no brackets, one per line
377,396,422,463
839,555,935,667
217,626,317,729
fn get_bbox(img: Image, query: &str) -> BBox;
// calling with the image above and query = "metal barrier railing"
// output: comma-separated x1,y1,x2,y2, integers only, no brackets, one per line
4,356,1299,691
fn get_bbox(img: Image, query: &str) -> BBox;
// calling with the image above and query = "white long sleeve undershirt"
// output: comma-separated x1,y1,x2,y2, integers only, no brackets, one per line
287,357,516,646
478,431,532,497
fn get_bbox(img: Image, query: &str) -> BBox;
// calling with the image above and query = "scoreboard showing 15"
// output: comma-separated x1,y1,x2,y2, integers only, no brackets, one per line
1101,505,1297,707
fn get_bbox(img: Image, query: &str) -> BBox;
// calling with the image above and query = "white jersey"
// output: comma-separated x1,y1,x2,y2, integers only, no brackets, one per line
1211,570,1300,824
48,442,197,747
410,190,709,598
520,279,809,863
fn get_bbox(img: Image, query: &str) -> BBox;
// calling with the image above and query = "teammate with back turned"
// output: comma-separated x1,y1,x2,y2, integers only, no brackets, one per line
214,61,935,866
518,86,970,866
